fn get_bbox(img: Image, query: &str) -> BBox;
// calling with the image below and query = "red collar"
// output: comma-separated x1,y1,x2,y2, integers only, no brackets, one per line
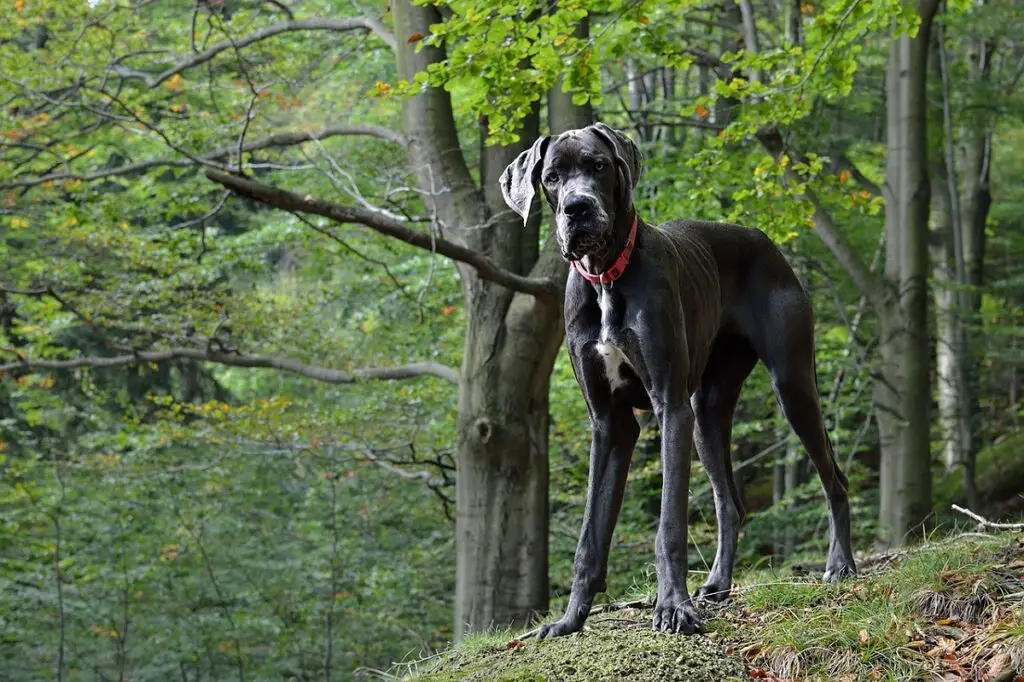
572,214,638,286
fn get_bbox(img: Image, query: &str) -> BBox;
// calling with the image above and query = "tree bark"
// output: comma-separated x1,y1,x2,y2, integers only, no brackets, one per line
875,0,939,548
952,29,994,501
392,0,593,639
931,20,977,514
930,168,966,477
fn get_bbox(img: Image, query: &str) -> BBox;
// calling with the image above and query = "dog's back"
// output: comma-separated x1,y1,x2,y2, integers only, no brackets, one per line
653,219,812,375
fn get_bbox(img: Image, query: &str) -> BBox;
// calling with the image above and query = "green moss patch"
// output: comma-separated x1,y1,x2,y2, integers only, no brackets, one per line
406,610,745,682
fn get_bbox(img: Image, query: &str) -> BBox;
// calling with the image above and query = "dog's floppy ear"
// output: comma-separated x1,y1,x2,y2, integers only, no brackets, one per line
590,122,643,203
499,135,550,225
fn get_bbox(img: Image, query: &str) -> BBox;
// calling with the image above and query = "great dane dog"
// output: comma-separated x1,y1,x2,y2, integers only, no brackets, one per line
499,123,856,638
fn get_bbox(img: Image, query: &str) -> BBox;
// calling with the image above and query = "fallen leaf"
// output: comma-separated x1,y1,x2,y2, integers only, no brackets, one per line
987,652,1011,678
505,639,524,649
859,629,869,645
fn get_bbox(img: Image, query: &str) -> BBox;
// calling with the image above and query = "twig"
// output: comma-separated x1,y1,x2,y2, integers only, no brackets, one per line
518,597,653,640
951,504,1024,530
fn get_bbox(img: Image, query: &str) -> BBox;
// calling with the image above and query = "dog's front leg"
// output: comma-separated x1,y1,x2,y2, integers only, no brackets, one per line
538,401,639,639
652,395,702,634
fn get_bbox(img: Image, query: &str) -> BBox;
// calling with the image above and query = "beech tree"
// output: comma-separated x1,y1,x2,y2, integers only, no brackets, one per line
0,0,598,637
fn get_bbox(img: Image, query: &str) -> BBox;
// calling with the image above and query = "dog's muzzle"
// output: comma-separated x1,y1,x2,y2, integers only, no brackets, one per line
563,229,607,261
559,193,609,260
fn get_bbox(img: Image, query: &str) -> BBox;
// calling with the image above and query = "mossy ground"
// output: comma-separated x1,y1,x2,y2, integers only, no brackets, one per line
399,532,1024,681
402,614,746,682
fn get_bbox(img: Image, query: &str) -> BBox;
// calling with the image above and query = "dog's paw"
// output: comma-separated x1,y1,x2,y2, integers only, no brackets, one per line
652,595,702,635
537,617,584,640
693,580,732,604
823,561,856,583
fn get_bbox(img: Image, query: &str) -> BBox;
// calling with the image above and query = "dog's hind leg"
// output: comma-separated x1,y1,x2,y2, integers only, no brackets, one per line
757,288,857,582
692,334,758,603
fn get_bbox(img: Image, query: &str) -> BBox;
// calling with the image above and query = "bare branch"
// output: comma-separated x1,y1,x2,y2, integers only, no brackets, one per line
1,124,405,189
951,504,1024,530
0,348,459,385
205,169,560,300
114,18,396,88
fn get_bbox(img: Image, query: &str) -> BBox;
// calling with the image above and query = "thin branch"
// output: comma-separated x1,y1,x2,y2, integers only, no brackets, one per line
178,511,247,682
951,504,1024,530
831,152,882,197
52,457,67,682
519,598,654,640
205,169,560,300
113,18,395,89
1,124,405,190
756,126,888,314
692,436,795,502
167,191,230,231
0,348,460,385
263,0,295,19
324,475,339,682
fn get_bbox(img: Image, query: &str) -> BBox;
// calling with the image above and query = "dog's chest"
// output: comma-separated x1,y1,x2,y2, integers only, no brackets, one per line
594,288,633,391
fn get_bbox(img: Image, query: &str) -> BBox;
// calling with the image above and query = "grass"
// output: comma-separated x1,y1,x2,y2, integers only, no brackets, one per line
397,532,1024,681
718,532,1024,680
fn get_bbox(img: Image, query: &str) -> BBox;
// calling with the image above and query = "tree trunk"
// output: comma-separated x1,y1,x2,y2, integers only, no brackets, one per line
953,32,994,502
454,311,562,636
875,1,938,549
773,411,802,559
392,0,579,638
930,169,966,475
929,13,992,509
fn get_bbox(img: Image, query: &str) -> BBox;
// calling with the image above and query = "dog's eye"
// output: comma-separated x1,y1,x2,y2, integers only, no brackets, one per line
594,161,605,172
544,171,559,184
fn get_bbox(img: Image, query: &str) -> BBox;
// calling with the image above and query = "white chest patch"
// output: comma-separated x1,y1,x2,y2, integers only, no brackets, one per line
595,342,630,391
596,288,633,391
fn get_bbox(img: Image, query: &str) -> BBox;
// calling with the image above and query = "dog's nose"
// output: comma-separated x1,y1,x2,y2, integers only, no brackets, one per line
562,195,593,220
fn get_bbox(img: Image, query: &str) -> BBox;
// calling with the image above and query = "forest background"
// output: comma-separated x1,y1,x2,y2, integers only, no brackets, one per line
1,0,1023,679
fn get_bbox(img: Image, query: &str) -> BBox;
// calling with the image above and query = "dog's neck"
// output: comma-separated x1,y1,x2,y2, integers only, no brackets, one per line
579,207,638,279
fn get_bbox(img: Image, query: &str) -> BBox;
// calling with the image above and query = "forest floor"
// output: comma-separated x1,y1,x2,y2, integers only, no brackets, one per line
398,531,1024,682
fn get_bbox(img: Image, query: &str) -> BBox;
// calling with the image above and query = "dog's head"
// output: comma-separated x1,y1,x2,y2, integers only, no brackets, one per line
499,123,641,262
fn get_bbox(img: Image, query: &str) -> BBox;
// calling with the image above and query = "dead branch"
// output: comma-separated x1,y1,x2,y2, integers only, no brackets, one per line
951,505,1024,530
112,18,396,89
1,124,405,190
518,597,654,640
